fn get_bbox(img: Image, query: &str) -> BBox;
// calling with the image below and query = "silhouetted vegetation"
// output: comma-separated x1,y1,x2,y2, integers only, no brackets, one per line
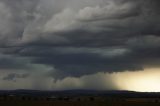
1,90,160,106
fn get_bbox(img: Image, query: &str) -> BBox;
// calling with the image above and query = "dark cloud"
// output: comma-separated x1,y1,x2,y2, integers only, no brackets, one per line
0,0,160,80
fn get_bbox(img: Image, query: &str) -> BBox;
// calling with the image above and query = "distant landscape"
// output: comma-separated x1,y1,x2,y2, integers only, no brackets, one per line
1,90,160,106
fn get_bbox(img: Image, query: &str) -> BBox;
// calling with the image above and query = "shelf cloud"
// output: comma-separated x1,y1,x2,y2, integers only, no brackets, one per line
0,0,160,89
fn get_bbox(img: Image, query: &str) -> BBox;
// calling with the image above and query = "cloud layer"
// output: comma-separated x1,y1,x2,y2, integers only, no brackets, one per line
0,0,160,89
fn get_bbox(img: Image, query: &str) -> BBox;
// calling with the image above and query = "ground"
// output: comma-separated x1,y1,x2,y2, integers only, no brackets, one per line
1,98,160,106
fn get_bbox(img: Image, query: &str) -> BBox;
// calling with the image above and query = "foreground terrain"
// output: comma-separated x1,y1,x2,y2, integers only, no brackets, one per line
1,97,160,106
1,90,160,106
1,99,160,106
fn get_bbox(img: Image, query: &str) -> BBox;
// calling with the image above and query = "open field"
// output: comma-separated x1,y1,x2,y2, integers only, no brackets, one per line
1,90,160,106
1,98,160,106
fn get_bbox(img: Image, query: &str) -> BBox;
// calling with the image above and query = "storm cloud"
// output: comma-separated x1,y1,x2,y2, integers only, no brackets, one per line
0,0,160,89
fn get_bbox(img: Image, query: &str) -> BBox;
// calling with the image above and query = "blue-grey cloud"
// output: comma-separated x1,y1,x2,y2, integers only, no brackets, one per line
0,0,160,80
2,73,29,81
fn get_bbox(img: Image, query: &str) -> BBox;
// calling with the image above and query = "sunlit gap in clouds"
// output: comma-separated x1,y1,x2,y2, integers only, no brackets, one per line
112,68,160,92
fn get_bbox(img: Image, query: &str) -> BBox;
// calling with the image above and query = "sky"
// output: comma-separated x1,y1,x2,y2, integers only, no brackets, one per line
0,0,160,92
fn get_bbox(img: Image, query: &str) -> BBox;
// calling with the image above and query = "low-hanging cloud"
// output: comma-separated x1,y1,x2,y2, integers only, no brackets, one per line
0,0,160,88
2,73,30,81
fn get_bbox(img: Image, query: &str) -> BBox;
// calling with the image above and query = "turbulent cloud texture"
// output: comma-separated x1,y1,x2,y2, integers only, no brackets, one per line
0,0,160,89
